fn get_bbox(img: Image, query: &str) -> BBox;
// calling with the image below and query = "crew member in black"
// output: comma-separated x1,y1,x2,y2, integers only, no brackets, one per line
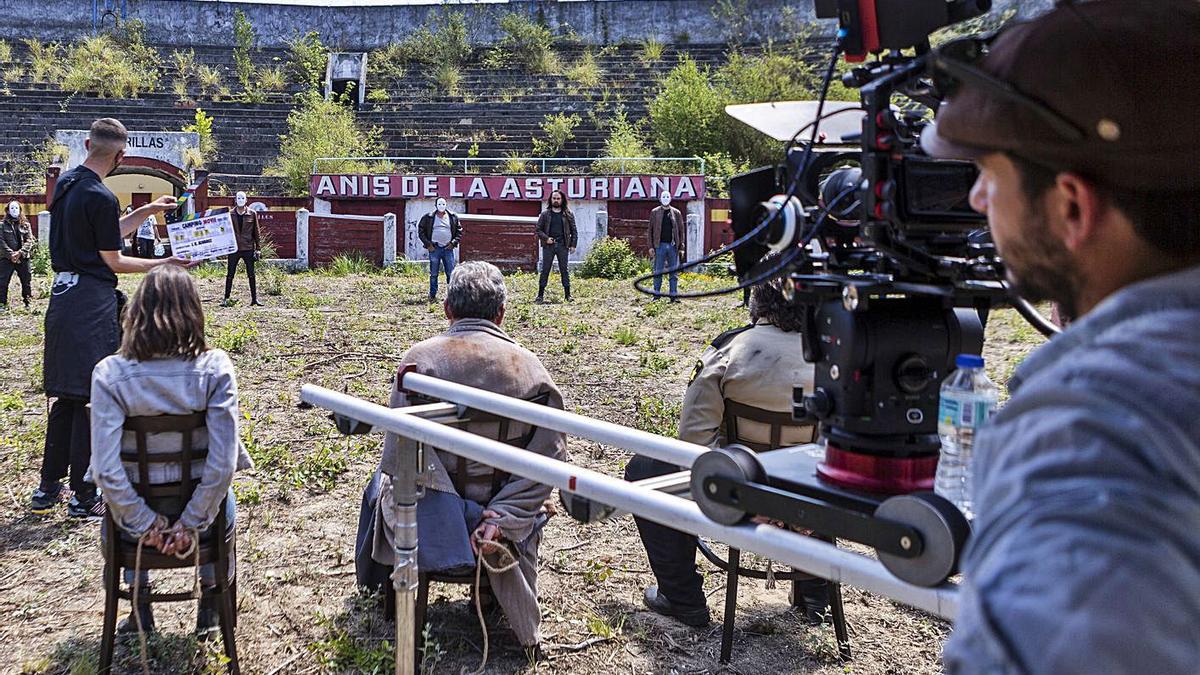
1,200,35,310
535,189,577,303
31,118,185,518
222,190,262,306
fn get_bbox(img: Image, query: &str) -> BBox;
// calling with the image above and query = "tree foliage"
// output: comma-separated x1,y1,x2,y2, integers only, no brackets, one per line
266,91,384,195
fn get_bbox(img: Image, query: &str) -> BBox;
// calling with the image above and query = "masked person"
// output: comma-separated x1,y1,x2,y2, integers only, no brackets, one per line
648,193,685,301
535,189,576,304
134,209,159,259
417,197,461,302
222,191,261,307
32,117,185,518
920,3,1200,673
1,200,34,311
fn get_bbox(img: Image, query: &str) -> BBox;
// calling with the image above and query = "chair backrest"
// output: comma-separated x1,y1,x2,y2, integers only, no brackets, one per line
121,412,208,508
722,399,817,453
408,390,553,496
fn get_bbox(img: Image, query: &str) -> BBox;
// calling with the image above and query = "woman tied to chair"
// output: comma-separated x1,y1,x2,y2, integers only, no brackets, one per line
89,265,252,636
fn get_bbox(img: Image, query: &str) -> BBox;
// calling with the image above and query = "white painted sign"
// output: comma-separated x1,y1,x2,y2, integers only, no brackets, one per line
56,130,201,172
168,212,238,261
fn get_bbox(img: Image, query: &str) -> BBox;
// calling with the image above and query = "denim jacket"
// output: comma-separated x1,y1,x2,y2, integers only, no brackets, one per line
944,264,1200,674
88,349,252,537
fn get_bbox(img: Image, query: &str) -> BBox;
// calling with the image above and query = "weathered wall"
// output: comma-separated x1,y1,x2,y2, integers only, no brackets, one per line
4,0,822,49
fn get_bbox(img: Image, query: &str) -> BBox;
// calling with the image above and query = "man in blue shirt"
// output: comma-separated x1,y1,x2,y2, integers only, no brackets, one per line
922,2,1200,673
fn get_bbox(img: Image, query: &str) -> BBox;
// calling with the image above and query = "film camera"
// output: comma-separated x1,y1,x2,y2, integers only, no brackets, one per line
690,0,1057,586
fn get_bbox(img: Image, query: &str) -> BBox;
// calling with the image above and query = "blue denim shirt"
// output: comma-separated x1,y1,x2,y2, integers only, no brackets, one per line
88,349,252,537
944,264,1200,674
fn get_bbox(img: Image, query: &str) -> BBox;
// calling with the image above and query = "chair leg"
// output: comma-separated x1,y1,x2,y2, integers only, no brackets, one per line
215,557,239,674
829,580,851,660
720,549,741,664
99,560,119,674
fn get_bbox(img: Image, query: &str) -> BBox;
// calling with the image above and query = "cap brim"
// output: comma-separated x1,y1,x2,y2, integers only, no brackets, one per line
920,120,990,160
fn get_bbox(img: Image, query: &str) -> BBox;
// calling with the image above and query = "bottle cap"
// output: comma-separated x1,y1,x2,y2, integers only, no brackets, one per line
956,354,984,369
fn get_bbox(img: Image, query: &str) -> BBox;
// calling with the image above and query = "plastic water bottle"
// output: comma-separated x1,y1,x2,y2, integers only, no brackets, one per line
934,354,999,519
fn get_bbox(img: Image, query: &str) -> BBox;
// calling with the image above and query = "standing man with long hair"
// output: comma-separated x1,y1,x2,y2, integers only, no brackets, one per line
32,118,185,518
535,189,576,304
1,200,34,311
222,191,261,307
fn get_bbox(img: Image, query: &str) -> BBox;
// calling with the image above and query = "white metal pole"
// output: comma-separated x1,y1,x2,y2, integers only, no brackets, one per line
299,384,960,620
400,372,707,468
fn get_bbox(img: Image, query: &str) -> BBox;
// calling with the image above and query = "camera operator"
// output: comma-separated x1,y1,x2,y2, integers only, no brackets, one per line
921,3,1200,672
31,118,189,519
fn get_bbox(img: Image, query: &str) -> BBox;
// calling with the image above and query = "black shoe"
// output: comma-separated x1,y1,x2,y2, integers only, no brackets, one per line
642,585,710,627
67,493,106,520
791,578,831,625
195,586,220,640
220,298,235,307
29,484,63,514
534,296,545,304
427,295,437,303
117,600,156,635
564,295,573,303
251,299,262,306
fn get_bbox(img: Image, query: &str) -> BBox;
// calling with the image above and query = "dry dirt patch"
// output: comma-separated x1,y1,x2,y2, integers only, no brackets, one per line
0,269,1043,674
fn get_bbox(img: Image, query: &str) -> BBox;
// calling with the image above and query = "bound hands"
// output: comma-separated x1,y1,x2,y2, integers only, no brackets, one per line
141,515,196,556
471,509,503,555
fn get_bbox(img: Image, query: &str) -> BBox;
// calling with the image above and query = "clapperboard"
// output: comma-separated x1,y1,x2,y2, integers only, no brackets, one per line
168,208,238,261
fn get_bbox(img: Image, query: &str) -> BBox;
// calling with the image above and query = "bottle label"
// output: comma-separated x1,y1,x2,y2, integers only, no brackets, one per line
939,396,996,430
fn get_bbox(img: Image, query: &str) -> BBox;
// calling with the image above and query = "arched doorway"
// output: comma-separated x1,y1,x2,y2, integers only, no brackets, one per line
104,157,187,209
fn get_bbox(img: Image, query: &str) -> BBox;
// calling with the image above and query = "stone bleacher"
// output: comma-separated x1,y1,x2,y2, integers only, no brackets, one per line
0,40,751,194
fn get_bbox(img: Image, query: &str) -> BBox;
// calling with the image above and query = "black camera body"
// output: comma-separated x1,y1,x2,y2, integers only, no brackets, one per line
729,0,1005,493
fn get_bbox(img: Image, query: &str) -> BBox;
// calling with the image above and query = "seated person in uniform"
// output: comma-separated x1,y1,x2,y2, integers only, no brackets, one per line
625,282,826,626
356,261,567,651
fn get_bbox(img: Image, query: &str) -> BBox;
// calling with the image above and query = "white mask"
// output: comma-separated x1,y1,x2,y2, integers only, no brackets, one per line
436,198,447,213
6,202,19,219
659,193,672,207
235,192,248,208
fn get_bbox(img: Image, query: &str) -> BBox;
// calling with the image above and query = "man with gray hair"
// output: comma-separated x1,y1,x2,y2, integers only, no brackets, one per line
355,261,567,653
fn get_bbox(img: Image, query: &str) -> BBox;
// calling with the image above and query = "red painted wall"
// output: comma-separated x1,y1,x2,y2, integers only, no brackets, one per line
328,198,403,218
705,198,733,254
257,211,298,258
463,200,541,271
308,215,384,267
605,200,690,256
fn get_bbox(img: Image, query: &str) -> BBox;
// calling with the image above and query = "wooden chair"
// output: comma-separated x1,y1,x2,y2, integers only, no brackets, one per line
99,412,239,674
384,392,552,657
696,399,851,663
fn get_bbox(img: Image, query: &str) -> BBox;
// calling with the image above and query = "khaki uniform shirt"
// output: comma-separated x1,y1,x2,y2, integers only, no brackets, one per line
679,322,817,449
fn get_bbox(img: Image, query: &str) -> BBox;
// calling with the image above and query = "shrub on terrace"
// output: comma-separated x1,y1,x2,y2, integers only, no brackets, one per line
498,13,558,73
266,91,384,196
591,112,656,174
531,112,581,157
286,31,327,91
61,33,160,98
182,108,219,167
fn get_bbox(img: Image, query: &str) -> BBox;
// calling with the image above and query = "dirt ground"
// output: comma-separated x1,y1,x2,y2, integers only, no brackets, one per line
0,267,1045,675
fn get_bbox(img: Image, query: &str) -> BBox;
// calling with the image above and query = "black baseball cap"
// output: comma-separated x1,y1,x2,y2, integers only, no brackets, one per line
921,0,1200,190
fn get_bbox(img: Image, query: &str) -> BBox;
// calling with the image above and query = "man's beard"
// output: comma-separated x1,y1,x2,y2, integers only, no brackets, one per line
1001,206,1082,321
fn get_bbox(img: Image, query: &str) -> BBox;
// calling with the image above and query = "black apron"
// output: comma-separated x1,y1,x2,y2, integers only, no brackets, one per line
43,272,122,400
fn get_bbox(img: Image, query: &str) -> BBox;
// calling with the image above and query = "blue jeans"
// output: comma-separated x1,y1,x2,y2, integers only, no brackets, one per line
428,245,456,297
653,242,679,295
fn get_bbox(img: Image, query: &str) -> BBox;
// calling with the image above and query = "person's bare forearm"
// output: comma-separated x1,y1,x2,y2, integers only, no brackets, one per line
101,251,176,274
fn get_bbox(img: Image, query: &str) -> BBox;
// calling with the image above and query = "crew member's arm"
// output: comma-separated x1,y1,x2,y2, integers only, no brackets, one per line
118,196,177,239
677,346,729,448
100,249,192,273
944,388,1200,674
